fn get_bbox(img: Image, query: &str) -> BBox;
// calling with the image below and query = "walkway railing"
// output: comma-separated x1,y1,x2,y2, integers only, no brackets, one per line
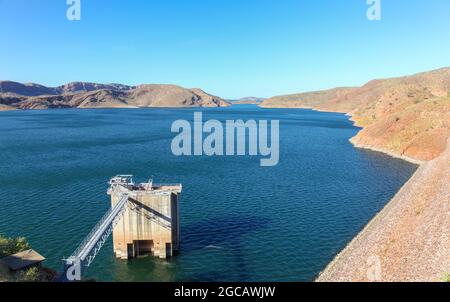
65,192,129,269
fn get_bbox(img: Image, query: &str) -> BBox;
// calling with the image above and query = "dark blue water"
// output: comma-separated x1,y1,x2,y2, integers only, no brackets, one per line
0,105,417,281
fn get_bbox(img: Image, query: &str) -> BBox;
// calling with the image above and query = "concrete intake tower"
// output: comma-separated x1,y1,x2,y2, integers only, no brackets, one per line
107,175,182,259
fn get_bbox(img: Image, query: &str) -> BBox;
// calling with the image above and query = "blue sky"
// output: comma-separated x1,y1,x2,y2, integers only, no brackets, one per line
1,0,449,99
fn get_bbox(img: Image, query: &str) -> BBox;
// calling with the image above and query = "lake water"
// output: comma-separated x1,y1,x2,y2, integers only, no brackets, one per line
0,105,417,281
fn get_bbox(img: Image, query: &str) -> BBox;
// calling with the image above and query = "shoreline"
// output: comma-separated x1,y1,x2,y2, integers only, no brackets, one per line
0,104,231,112
0,106,16,112
261,104,448,281
261,105,426,165
315,165,422,281
349,140,425,165
316,139,449,282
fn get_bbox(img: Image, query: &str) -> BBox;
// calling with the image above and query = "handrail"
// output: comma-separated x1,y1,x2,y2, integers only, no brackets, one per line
70,193,129,261
70,207,114,259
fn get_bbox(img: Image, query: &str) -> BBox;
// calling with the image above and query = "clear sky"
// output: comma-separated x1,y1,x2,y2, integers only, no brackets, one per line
1,0,449,99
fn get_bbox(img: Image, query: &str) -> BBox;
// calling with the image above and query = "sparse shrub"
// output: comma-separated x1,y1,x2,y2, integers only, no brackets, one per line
14,267,41,282
0,234,31,257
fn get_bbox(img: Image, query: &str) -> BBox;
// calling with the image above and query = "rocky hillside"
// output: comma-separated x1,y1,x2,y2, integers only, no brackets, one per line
0,81,229,110
260,68,450,162
260,87,357,108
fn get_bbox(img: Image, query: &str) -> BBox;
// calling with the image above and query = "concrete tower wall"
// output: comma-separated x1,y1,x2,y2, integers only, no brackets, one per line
111,188,180,259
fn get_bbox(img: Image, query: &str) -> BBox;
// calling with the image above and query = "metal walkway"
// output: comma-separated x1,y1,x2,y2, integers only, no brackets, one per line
60,175,182,281
63,190,130,279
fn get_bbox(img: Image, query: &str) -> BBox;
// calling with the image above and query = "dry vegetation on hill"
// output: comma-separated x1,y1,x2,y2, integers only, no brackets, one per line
261,68,450,162
261,87,357,109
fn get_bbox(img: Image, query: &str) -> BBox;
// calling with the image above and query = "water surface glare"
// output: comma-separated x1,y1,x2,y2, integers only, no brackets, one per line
0,105,417,281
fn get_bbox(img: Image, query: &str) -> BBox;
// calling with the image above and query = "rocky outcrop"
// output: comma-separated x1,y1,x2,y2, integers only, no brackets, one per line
0,81,57,97
260,68,450,162
0,81,229,110
58,82,133,94
185,88,229,107
0,81,133,97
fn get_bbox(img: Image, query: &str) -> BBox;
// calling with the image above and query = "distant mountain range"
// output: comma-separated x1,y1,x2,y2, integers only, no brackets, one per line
261,67,450,162
0,81,229,110
229,97,267,104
